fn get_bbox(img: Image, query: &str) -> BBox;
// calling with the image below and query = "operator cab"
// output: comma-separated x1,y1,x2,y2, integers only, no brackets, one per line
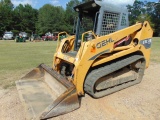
60,0,129,58
73,0,100,50
73,0,129,50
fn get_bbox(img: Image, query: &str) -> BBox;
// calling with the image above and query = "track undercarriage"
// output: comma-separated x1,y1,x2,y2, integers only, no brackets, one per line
84,55,145,98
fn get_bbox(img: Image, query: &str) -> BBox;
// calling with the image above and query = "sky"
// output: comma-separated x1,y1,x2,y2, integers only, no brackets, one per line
11,0,69,9
11,0,158,9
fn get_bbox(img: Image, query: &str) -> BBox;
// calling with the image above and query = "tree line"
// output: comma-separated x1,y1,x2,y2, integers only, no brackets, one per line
0,0,159,37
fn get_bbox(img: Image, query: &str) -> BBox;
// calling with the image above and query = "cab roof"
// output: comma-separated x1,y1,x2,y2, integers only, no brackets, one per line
74,0,100,17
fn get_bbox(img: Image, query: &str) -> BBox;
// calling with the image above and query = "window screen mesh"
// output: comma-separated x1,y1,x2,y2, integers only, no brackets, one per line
100,12,120,36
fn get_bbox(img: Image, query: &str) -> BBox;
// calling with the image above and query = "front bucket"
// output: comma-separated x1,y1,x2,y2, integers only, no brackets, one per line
16,64,80,120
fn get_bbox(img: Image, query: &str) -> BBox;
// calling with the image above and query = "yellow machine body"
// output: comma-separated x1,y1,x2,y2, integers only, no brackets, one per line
54,21,153,95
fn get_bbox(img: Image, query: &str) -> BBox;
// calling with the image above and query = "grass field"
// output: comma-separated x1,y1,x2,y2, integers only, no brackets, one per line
0,38,159,89
0,40,57,88
150,37,160,62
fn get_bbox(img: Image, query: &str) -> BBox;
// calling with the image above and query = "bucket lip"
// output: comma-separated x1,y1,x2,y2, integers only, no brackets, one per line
40,63,74,89
40,87,80,119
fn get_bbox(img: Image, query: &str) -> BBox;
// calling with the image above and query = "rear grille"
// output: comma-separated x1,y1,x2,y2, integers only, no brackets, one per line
100,12,120,36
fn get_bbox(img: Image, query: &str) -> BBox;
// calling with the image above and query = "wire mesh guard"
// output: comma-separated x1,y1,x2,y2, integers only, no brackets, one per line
100,12,120,36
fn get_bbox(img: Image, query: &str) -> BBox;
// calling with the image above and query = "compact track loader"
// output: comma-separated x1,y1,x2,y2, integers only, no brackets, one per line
16,0,153,119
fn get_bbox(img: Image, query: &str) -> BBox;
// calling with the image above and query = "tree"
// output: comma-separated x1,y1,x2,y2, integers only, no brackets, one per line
127,1,156,36
13,4,38,35
82,0,92,2
0,1,37,36
0,0,13,35
65,0,80,33
151,3,160,36
127,1,145,25
36,4,65,35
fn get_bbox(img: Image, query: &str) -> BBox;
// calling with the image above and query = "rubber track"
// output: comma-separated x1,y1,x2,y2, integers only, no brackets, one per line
84,55,145,98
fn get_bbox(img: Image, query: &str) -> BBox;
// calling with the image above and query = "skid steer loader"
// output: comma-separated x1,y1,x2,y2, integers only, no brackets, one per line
16,0,153,119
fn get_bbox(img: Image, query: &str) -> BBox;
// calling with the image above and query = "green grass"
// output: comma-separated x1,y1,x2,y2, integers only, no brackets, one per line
151,37,160,63
0,38,159,89
0,40,57,88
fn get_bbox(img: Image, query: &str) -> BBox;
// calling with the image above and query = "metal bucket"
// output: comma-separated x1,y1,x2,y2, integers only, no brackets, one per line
16,64,80,120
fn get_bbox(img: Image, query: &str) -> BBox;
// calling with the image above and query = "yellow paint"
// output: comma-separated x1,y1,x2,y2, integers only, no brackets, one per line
53,21,153,95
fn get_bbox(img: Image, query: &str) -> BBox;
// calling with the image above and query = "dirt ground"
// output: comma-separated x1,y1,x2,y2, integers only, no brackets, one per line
0,62,160,120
